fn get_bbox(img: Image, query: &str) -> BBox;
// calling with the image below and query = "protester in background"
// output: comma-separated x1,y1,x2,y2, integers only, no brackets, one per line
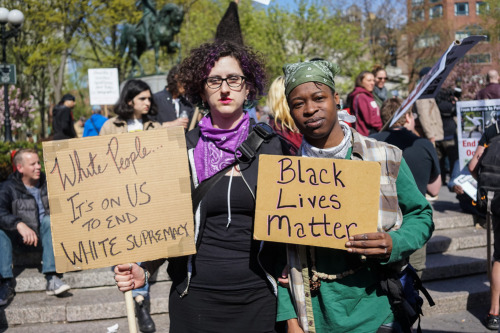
413,67,444,145
448,160,484,219
152,65,194,129
476,69,500,100
114,41,288,332
100,79,160,333
100,79,161,135
372,97,441,277
372,65,392,108
52,94,77,140
0,149,71,306
83,105,108,137
74,116,85,138
277,60,433,332
469,121,500,331
267,75,303,155
435,88,458,185
346,71,383,136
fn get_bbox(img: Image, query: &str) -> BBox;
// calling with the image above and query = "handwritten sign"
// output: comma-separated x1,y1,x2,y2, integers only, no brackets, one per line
88,68,120,106
42,128,196,273
254,155,380,250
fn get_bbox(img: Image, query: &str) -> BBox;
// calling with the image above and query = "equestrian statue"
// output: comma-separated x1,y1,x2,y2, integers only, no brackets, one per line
120,1,184,77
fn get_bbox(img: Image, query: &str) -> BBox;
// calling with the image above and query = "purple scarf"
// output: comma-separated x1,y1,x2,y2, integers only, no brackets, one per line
194,113,250,183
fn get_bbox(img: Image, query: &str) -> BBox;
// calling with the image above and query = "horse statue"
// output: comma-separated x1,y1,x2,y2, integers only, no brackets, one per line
120,3,184,77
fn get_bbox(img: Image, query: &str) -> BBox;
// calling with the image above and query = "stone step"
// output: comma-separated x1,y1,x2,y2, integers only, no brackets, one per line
2,313,171,332
422,273,490,316
2,273,490,329
427,225,488,254
422,246,489,282
11,263,170,293
0,281,171,327
432,212,475,230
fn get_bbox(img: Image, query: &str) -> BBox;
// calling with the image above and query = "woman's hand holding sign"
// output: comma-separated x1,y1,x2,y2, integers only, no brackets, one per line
114,263,146,292
345,232,393,259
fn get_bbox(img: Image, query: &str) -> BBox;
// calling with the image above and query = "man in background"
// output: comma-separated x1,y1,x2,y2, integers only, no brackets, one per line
0,149,70,306
476,70,500,100
52,94,77,140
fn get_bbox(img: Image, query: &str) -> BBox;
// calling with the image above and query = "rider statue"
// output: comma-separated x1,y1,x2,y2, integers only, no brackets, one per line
136,0,157,49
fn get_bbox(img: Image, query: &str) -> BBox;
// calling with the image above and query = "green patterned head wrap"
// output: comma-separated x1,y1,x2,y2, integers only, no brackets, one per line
283,60,340,97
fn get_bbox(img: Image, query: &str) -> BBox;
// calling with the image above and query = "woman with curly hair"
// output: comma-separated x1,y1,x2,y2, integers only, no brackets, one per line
267,76,303,155
100,79,161,135
114,41,288,333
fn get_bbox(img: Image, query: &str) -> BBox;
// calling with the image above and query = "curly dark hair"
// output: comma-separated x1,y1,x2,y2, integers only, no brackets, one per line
166,65,180,96
113,79,158,120
178,40,266,107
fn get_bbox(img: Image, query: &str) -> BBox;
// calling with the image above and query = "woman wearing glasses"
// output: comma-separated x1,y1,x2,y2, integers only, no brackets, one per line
346,71,383,136
372,65,392,108
114,41,288,332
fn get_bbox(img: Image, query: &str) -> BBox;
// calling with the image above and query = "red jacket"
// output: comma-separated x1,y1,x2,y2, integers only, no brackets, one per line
347,87,382,136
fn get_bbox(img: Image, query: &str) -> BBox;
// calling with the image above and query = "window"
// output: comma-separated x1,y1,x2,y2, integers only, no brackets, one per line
429,0,441,3
411,0,424,5
415,35,440,49
455,3,469,16
466,53,491,63
455,31,470,40
412,9,425,21
476,2,489,14
430,5,443,18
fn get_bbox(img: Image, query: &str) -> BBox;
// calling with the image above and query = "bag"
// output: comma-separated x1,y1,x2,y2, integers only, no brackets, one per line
477,122,500,213
380,264,435,333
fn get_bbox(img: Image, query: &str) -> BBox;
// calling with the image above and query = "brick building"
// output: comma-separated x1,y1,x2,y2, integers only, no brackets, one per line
405,0,499,81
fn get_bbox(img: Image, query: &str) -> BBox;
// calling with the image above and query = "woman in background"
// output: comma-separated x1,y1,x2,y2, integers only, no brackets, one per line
267,76,303,155
372,65,392,108
347,71,383,136
100,79,161,135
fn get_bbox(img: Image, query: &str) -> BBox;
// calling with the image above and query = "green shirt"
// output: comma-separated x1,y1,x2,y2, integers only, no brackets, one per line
277,155,433,332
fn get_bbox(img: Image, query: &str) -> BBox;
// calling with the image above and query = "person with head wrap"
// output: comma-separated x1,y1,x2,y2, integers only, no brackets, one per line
52,94,77,140
276,60,434,333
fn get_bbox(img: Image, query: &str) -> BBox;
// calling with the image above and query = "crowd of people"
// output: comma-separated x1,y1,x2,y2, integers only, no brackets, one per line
1,4,500,333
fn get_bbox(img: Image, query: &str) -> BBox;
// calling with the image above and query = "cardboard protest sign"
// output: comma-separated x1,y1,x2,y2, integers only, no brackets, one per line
254,155,380,250
42,128,196,273
385,35,486,130
456,98,500,170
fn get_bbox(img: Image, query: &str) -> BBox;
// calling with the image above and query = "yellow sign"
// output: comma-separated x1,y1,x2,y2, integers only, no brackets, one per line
43,128,196,273
254,155,380,250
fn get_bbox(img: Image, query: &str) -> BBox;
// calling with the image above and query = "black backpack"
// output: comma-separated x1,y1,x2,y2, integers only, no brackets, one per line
477,122,500,212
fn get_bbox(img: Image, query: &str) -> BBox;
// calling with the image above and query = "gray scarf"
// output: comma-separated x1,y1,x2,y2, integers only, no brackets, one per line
373,86,388,102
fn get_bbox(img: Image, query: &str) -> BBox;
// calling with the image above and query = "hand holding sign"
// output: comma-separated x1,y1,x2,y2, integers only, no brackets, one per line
345,232,392,259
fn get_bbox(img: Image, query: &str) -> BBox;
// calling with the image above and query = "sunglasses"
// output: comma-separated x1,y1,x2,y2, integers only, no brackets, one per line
376,77,388,81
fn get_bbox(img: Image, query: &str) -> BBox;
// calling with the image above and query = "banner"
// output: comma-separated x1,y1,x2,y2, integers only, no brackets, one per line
386,35,486,130
43,128,196,273
254,155,380,250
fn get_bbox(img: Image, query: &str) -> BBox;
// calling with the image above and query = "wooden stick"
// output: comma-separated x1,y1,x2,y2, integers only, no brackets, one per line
188,107,200,131
124,290,138,333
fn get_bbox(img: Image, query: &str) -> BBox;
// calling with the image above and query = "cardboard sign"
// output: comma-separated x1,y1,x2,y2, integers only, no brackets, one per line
254,155,380,250
42,128,196,273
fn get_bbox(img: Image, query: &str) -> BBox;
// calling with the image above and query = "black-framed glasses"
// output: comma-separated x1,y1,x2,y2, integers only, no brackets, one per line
205,75,246,89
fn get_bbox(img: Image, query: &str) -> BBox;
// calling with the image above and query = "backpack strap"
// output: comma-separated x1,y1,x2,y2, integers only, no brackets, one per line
191,123,276,212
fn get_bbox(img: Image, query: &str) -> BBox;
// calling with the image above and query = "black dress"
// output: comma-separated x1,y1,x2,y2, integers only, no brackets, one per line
169,176,277,333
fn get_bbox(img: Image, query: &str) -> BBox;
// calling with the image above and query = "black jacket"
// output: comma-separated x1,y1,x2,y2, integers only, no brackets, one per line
53,104,77,140
152,89,195,124
0,171,49,234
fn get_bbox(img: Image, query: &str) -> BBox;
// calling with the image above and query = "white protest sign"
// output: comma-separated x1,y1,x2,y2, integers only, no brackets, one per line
385,35,486,129
88,68,120,106
456,99,500,170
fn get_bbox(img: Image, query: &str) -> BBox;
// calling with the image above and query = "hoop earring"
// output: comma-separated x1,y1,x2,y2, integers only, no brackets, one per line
336,104,341,110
